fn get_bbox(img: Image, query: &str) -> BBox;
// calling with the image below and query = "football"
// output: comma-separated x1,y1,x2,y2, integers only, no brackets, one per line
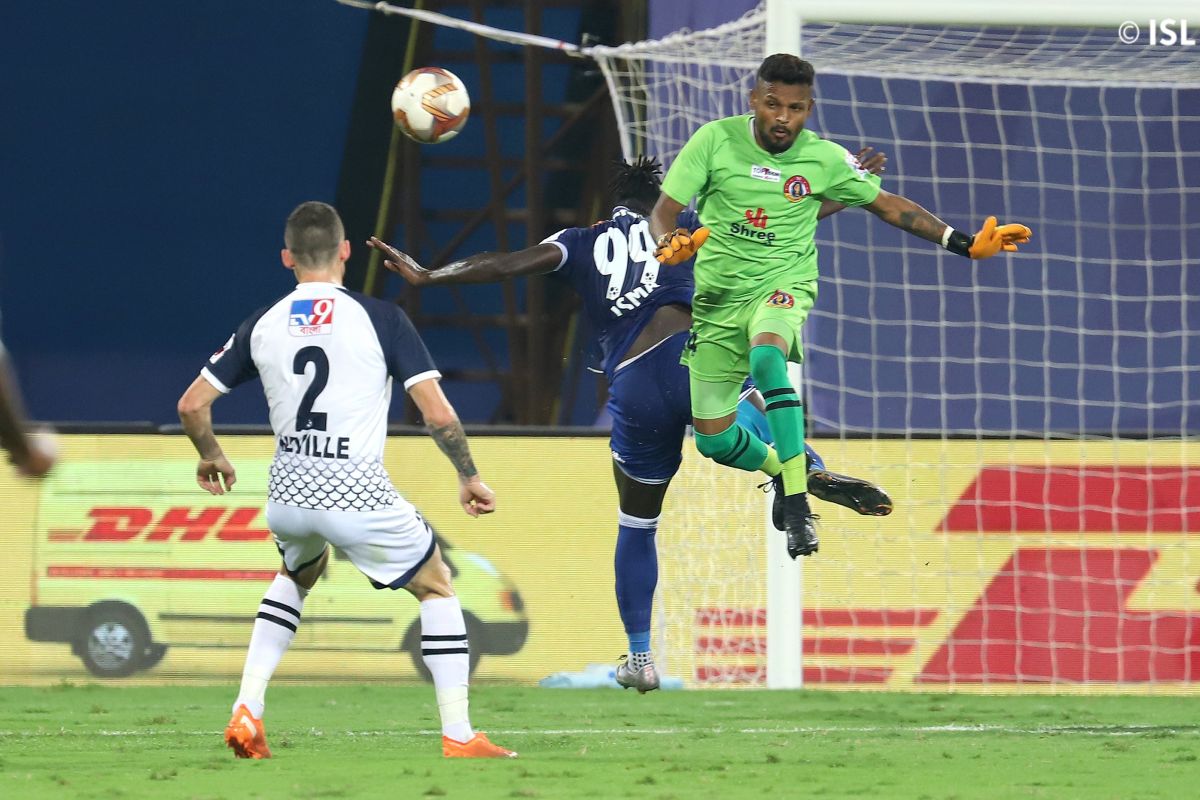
391,67,470,144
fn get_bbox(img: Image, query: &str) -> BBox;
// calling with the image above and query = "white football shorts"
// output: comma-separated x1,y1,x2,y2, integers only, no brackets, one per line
265,501,436,589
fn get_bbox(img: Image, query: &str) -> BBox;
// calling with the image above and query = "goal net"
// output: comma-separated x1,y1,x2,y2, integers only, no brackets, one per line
593,3,1200,691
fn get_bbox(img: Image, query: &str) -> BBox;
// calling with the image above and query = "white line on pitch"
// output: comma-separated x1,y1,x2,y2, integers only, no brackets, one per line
0,723,1194,738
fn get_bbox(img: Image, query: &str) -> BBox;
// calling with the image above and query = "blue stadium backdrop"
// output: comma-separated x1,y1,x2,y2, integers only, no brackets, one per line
3,1,1196,436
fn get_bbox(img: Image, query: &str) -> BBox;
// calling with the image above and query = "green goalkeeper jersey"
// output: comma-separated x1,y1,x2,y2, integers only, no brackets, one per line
661,115,881,301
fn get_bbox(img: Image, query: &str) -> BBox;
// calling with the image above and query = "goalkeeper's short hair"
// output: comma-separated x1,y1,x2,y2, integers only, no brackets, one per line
758,53,814,86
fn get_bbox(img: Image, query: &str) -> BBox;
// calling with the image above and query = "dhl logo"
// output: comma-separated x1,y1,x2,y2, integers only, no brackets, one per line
694,465,1200,686
47,507,270,543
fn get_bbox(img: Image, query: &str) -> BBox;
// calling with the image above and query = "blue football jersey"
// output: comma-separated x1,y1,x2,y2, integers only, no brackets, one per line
542,206,699,378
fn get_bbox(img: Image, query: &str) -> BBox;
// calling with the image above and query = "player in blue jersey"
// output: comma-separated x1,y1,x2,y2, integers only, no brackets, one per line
368,157,891,692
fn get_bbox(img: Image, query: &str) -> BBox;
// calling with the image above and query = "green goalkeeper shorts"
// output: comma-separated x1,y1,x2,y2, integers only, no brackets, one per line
682,281,817,419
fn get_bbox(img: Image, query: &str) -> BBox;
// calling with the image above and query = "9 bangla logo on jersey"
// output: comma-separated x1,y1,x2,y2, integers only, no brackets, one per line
783,175,811,202
289,298,335,337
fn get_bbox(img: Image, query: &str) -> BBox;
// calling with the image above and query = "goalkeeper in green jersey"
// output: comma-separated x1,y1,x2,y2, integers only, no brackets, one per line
649,53,1032,559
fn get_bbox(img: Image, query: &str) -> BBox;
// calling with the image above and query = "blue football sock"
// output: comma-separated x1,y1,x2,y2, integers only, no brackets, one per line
735,393,773,443
615,511,658,659
628,631,651,654
805,443,825,472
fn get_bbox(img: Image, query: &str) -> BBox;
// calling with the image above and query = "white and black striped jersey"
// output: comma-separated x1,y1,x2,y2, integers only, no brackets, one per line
201,281,439,511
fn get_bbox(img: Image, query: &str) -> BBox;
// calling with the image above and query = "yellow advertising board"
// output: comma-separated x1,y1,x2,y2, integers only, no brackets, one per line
2,435,1198,694
2,434,622,685
658,438,1200,694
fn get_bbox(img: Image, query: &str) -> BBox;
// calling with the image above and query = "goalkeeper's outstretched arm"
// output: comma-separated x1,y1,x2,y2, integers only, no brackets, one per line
864,190,1032,259
648,193,709,265
367,236,562,286
648,193,687,244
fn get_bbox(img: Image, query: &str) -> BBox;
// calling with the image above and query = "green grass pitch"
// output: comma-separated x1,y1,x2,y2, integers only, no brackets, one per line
0,684,1195,798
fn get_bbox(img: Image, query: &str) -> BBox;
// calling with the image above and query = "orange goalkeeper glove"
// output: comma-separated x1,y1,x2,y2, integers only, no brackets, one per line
654,226,710,265
943,216,1033,259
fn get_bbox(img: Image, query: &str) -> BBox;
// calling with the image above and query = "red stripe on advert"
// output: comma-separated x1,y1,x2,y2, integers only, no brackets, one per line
805,666,892,683
695,607,766,627
807,637,917,656
692,664,895,684
804,609,938,627
696,636,767,655
940,465,1200,533
47,566,277,581
695,608,938,627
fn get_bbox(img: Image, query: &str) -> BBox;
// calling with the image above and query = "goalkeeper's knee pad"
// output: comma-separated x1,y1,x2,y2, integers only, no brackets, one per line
693,424,765,472
694,425,737,462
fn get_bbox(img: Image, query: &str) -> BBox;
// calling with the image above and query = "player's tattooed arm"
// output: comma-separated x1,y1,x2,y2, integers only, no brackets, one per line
408,378,479,479
428,419,478,479
863,190,953,244
408,377,495,516
368,237,561,286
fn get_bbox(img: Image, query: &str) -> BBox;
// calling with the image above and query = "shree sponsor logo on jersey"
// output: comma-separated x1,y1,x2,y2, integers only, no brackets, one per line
288,297,335,337
729,207,776,245
750,164,781,182
783,175,811,202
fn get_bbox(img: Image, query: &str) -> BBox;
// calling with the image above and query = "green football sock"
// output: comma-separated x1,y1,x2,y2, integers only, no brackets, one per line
749,345,806,494
694,423,770,472
759,446,782,477
781,455,808,496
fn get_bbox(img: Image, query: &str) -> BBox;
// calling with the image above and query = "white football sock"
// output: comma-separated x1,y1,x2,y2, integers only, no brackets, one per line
233,574,306,719
420,595,474,743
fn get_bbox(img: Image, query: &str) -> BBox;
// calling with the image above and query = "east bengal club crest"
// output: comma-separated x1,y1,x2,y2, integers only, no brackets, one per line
783,175,811,202
766,290,795,308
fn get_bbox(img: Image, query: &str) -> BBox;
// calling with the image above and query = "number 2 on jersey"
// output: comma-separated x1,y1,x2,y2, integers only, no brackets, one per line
593,220,659,299
293,346,329,431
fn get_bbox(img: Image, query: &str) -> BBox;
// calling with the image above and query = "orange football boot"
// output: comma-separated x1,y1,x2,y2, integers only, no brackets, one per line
224,704,272,759
442,732,517,758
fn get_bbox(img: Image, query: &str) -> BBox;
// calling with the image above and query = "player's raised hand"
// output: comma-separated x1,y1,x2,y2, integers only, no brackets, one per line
367,236,434,286
459,476,496,517
967,216,1033,259
654,226,710,266
196,455,236,495
856,146,887,175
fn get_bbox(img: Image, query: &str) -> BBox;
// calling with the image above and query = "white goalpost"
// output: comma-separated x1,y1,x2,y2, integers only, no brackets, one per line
590,1,1200,691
